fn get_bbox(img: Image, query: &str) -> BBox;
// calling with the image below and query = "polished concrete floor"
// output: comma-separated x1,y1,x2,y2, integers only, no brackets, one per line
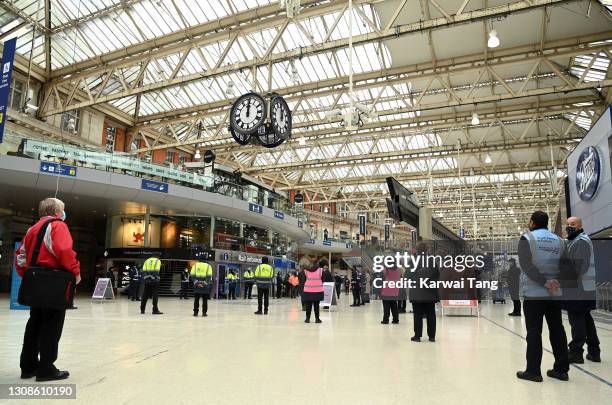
1,293,610,405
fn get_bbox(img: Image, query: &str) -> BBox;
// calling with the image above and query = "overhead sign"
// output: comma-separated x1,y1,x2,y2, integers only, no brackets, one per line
249,203,263,214
411,230,418,247
141,179,167,193
384,223,390,241
459,227,465,238
576,146,601,201
323,240,332,246
24,139,213,187
40,161,77,177
274,211,284,220
0,38,17,144
237,253,262,263
307,239,315,244
346,243,353,249
294,193,304,204
358,214,366,235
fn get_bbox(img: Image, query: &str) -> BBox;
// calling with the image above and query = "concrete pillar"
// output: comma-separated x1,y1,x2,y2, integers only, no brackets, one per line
143,206,151,247
418,206,433,240
209,216,215,249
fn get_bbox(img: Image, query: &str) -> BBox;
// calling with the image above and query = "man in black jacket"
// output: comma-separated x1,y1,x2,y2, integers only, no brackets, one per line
409,243,439,342
507,258,521,316
350,268,362,307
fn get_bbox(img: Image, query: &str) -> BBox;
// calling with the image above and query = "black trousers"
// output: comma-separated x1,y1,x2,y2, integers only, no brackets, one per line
228,283,236,299
193,293,209,315
567,309,600,356
352,287,361,305
129,281,140,300
335,284,341,299
244,282,253,299
523,300,569,375
398,300,407,312
383,300,399,322
276,284,282,298
20,307,66,376
141,282,160,312
258,287,270,312
412,302,436,338
180,282,189,299
511,299,521,315
305,301,320,320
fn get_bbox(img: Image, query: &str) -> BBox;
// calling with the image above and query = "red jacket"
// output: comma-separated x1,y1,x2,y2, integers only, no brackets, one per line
15,216,81,277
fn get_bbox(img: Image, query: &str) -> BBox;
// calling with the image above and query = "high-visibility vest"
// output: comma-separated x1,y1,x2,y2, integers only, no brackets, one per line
227,273,237,282
191,262,213,278
191,262,213,293
142,257,161,281
243,271,254,281
303,268,323,293
255,264,274,287
520,229,565,297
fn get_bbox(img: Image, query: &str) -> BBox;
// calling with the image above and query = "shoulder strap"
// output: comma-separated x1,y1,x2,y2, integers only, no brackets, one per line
30,218,61,267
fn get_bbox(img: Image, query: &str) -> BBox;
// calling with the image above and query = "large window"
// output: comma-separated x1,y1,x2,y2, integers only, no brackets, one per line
9,78,25,110
105,127,116,153
61,109,80,133
215,218,242,251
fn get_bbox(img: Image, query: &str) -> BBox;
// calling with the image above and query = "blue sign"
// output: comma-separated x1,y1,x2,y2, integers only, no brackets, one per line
249,203,263,214
297,220,303,228
346,243,353,249
10,242,28,310
576,146,601,201
308,239,315,244
0,38,17,144
323,241,332,246
274,211,284,220
141,179,167,193
222,252,230,261
459,227,465,238
40,161,77,177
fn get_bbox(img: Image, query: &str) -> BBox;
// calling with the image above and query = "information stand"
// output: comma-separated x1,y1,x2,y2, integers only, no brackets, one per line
440,299,479,317
92,278,115,302
321,282,337,310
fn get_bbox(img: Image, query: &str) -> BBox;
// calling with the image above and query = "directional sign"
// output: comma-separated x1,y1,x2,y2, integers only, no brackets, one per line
274,211,285,220
141,179,167,193
358,214,366,235
346,243,353,249
0,38,17,144
40,161,77,177
384,223,390,241
323,241,332,246
249,203,263,214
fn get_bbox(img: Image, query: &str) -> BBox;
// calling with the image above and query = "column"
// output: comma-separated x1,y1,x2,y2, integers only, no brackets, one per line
418,206,433,240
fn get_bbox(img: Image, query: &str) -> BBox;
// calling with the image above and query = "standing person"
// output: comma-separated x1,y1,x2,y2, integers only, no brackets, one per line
507,258,521,316
322,264,334,283
243,269,254,299
276,271,283,299
254,257,274,315
141,256,163,315
380,267,401,324
344,276,350,295
298,269,306,310
227,270,237,300
516,211,569,382
128,264,141,301
350,267,362,307
334,273,343,299
290,272,300,298
106,266,117,296
302,259,324,323
564,217,600,363
409,242,439,342
397,267,409,313
179,266,190,300
191,261,213,317
15,198,81,381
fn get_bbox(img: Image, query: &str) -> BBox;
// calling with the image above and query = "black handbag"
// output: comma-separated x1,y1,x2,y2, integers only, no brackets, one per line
18,218,76,310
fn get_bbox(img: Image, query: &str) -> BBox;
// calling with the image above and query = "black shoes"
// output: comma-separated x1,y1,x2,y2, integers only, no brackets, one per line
315,319,322,323
152,311,163,315
20,371,36,379
411,336,421,342
586,353,601,363
429,337,435,342
392,320,399,324
203,313,208,317
140,309,145,314
254,311,263,315
508,312,521,317
516,371,543,382
36,370,69,382
546,369,569,381
264,310,268,315
381,320,389,324
193,312,198,317
568,352,584,364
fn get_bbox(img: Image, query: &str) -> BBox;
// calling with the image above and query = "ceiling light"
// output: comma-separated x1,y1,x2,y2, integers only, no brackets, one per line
484,153,492,164
487,30,500,48
514,219,517,223
298,137,306,146
509,208,514,215
471,112,480,125
194,149,201,159
503,196,509,203
225,80,235,96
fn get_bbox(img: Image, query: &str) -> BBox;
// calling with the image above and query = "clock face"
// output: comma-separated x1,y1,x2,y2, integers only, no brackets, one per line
229,126,251,145
229,93,267,136
270,96,292,140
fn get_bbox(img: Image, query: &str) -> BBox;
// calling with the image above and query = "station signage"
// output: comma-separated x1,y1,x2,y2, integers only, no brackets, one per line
323,241,332,246
249,203,263,214
40,161,77,177
294,193,304,204
576,146,601,201
141,179,167,193
0,38,17,144
358,214,366,235
274,211,284,220
237,253,262,264
384,223,390,241
346,243,353,249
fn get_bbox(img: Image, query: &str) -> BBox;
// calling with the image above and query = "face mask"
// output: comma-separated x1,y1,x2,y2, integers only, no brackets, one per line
566,226,576,235
60,211,67,222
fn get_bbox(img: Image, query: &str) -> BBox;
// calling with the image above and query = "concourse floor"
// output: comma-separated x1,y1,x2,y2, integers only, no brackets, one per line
1,294,610,405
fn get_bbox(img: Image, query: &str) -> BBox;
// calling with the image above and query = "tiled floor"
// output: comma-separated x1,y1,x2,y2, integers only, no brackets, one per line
1,294,610,405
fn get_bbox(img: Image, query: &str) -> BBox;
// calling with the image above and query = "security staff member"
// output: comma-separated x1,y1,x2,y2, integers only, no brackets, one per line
191,261,213,317
254,257,274,315
141,256,163,315
564,216,600,363
179,267,190,300
516,211,569,383
243,269,254,299
226,270,238,300
128,265,141,301
350,268,362,307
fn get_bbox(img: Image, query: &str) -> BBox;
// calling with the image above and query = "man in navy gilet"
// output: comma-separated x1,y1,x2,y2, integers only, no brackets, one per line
516,211,570,383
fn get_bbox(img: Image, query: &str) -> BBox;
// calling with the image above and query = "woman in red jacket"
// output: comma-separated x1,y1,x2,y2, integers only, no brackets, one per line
380,266,401,324
15,198,81,382
301,258,325,323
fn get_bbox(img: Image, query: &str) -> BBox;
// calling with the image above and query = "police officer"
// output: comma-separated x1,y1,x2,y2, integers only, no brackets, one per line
179,266,190,300
191,261,213,317
350,267,362,307
128,265,141,301
227,270,237,300
564,216,600,363
243,269,254,299
516,211,569,382
254,257,274,315
141,256,163,315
